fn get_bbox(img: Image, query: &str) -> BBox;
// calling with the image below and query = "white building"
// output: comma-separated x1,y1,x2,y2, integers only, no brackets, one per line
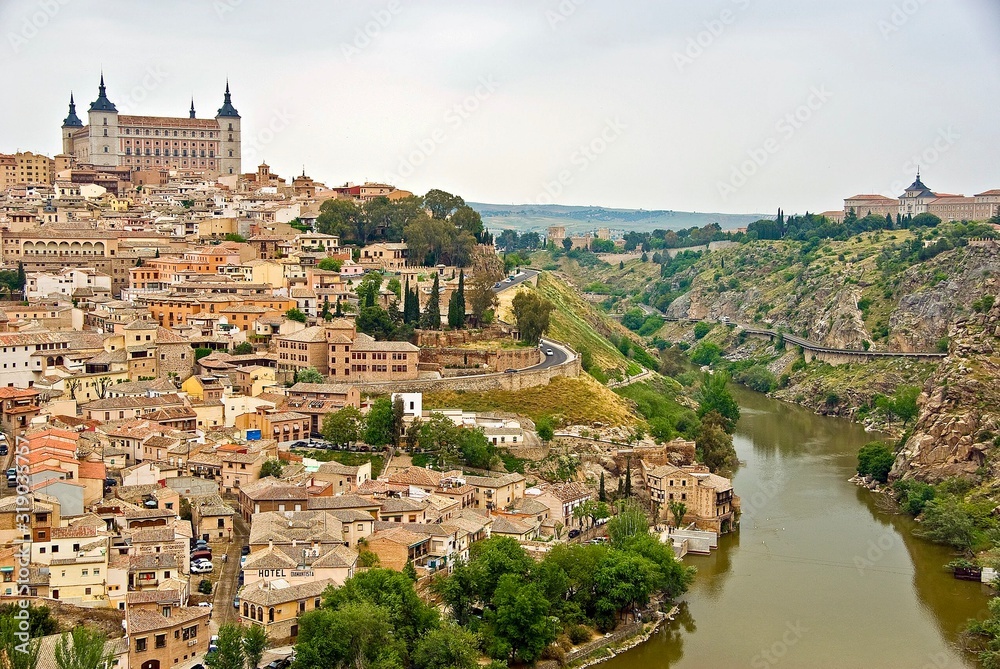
25,266,112,300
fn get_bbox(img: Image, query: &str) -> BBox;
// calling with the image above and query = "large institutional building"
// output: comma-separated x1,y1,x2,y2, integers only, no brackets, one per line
60,75,242,177
836,172,1000,223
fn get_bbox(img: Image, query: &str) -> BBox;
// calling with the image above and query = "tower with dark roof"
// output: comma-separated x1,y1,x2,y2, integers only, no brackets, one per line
216,80,242,177
190,98,196,119
86,73,120,167
61,93,83,155
899,170,937,217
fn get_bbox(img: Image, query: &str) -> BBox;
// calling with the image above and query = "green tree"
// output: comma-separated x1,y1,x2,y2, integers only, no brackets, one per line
607,499,648,547
356,306,396,340
447,270,466,329
391,395,406,447
403,280,420,324
599,471,607,502
259,459,284,478
693,321,713,339
421,274,441,329
535,415,554,442
315,198,361,240
689,341,723,366
511,291,555,346
323,569,438,648
0,616,40,669
432,560,476,626
194,347,213,361
364,397,395,448
294,367,324,384
696,413,738,475
411,624,479,669
232,342,254,355
54,628,112,669
223,233,247,243
856,442,895,483
562,237,573,252
356,272,382,309
206,624,245,669
293,602,403,669
423,189,465,220
285,308,307,323
916,496,979,552
468,537,534,602
487,574,558,665
593,551,657,624
695,372,740,433
668,500,687,528
322,406,362,447
468,250,504,325
242,625,268,669
317,257,343,272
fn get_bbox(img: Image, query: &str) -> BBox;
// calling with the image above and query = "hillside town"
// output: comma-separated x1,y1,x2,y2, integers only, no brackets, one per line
0,75,740,669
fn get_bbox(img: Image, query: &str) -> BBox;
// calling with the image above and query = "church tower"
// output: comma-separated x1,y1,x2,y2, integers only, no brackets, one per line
216,80,242,176
61,92,83,156
87,73,120,167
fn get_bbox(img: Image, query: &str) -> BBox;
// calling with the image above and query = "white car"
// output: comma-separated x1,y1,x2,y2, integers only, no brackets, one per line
191,560,213,574
545,349,554,356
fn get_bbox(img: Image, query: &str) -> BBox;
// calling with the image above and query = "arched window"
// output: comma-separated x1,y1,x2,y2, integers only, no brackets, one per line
268,608,274,623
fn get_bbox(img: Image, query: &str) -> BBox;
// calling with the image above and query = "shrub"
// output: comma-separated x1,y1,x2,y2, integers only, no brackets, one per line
693,322,713,340
198,579,213,595
936,337,950,353
857,441,894,482
733,365,776,393
690,341,722,366
568,625,592,645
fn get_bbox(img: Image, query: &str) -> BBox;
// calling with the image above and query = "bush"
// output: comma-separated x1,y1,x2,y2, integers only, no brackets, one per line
892,479,935,515
693,322,713,340
198,579,213,595
857,441,894,482
690,341,723,366
733,365,776,393
568,625,592,645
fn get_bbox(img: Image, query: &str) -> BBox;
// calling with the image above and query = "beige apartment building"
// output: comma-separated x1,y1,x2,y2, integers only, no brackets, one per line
0,151,54,188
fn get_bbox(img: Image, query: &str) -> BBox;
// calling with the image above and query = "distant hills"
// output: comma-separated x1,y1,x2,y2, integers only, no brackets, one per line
468,202,767,234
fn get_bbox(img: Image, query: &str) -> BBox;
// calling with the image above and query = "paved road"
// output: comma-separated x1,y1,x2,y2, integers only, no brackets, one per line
212,514,249,626
531,338,569,369
492,269,539,294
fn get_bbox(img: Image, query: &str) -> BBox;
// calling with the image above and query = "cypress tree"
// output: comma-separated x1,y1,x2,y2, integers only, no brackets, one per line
334,298,343,317
624,456,632,498
599,472,606,502
421,273,440,330
457,269,466,325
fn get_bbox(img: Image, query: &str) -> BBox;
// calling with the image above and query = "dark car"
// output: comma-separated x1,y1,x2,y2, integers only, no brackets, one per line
0,445,7,456
290,440,307,449
190,549,212,562
568,529,581,539
504,368,518,373
241,545,251,556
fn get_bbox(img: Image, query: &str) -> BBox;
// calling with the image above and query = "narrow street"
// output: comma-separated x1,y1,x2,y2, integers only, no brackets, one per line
212,514,249,625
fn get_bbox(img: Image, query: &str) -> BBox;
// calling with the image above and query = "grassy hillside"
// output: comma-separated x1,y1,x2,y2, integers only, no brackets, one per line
423,375,637,427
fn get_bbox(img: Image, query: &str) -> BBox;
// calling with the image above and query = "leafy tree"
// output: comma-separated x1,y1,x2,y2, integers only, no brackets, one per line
242,625,268,669
562,237,573,252
194,348,213,362
404,214,477,267
223,233,247,243
232,342,254,355
468,537,534,602
356,306,396,340
294,367,325,384
356,272,382,309
54,627,112,669
669,500,687,528
511,291,554,346
259,459,284,478
423,189,465,220
696,413,738,475
593,551,657,624
535,415,554,442
421,274,441,329
607,499,648,547
916,496,980,552
457,428,496,469
286,308,307,323
0,619,39,669
432,559,476,626
322,406,362,446
621,308,646,332
386,277,401,298
695,372,740,432
206,624,245,669
487,574,557,664
294,602,403,669
323,569,438,648
693,321,713,339
411,625,479,669
364,398,395,448
468,250,504,325
856,442,895,483
316,257,343,272
402,560,418,582
315,198,361,240
689,341,723,366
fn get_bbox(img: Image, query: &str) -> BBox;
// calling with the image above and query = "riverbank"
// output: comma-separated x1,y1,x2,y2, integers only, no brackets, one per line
536,605,678,669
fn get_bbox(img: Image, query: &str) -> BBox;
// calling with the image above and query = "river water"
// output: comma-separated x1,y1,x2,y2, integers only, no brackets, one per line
605,386,991,669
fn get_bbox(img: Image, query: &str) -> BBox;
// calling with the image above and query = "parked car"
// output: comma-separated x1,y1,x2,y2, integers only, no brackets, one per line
6,468,16,478
6,478,15,488
290,440,307,449
0,445,7,456
194,539,209,549
241,545,251,556
568,529,581,539
197,602,212,609
190,549,212,562
240,555,247,568
191,561,213,574
504,368,517,373
233,596,240,609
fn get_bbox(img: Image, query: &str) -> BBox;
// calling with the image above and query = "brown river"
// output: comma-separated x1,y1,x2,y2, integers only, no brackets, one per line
603,386,991,668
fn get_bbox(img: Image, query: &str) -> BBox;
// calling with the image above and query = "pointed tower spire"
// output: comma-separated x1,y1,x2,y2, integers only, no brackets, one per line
63,92,83,128
216,79,240,118
190,98,196,119
90,72,117,112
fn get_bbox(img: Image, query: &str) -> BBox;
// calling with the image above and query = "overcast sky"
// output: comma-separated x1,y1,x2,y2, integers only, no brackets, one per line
2,0,998,215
